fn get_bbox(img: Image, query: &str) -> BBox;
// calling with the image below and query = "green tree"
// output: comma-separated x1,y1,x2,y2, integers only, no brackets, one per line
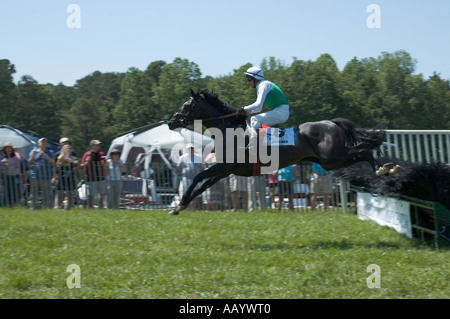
62,97,107,154
112,61,169,134
291,54,343,123
375,50,418,128
63,71,125,148
0,59,17,125
207,63,254,108
140,60,166,122
283,59,308,126
112,67,146,132
74,71,124,104
152,58,202,120
3,50,448,151
340,57,380,127
50,83,77,112
423,74,450,129
261,57,288,86
12,75,58,138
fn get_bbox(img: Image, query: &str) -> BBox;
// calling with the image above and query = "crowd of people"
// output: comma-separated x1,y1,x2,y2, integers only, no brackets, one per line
0,137,126,210
0,138,335,211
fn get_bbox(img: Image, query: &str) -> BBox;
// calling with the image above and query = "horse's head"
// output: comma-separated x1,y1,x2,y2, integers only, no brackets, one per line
168,89,203,130
168,88,244,131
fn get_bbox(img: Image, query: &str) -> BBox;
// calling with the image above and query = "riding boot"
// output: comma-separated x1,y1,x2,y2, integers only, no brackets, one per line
236,124,256,150
247,128,258,153
235,126,257,163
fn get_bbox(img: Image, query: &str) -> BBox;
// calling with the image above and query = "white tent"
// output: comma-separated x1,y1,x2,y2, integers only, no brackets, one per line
107,121,213,199
108,121,213,164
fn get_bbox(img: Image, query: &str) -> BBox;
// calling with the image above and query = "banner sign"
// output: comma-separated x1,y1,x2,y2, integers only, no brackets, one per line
357,192,412,238
263,128,295,146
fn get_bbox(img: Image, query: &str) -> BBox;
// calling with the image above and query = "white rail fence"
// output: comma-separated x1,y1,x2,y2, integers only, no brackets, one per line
379,130,450,164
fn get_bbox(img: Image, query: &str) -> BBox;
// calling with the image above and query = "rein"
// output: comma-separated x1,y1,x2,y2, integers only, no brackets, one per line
202,111,240,121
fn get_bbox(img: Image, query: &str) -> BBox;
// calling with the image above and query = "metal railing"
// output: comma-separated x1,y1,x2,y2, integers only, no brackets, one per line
0,158,351,212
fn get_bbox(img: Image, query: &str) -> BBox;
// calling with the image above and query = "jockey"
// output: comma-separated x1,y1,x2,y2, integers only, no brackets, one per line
238,66,290,130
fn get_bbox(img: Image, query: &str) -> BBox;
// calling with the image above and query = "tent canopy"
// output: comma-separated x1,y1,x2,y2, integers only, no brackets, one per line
108,121,213,164
107,121,214,198
0,125,59,157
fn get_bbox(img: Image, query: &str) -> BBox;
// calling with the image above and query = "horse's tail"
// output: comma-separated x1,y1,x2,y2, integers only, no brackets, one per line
331,118,388,150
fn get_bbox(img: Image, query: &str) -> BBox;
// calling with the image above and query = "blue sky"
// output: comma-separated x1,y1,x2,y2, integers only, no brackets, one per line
1,0,449,86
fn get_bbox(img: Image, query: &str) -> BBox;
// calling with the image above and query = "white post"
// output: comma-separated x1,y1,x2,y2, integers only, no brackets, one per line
339,179,347,212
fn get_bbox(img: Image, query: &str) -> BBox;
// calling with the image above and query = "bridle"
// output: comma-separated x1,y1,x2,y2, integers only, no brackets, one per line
171,97,241,127
171,97,196,128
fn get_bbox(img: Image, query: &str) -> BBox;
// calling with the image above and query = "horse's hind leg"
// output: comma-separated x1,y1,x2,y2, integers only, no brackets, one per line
184,173,230,210
347,152,379,172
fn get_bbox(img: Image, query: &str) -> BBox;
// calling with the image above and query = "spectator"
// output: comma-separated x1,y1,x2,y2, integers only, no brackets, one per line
277,164,296,211
106,148,126,209
268,171,278,209
229,174,248,212
0,142,24,207
310,162,332,211
176,143,202,210
202,149,226,211
28,137,54,210
53,138,78,210
292,162,309,206
54,144,78,210
247,175,267,212
81,140,107,209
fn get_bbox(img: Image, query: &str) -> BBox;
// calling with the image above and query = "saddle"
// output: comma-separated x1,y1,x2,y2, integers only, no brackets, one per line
243,125,297,176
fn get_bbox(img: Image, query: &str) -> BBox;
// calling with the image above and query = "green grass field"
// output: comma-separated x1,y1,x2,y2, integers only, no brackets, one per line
0,207,449,299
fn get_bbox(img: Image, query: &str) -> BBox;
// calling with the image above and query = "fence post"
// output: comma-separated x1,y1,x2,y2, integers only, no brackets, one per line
339,179,347,212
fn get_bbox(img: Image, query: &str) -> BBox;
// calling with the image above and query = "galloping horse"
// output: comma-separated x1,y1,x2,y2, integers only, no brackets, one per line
167,89,386,215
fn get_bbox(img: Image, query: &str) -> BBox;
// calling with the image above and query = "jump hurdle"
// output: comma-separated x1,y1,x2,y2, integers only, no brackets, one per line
352,186,450,249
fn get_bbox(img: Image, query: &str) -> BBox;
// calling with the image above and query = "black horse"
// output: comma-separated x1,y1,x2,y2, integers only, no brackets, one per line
167,89,386,215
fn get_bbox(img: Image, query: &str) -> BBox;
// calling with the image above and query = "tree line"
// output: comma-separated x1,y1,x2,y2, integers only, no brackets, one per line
0,50,449,155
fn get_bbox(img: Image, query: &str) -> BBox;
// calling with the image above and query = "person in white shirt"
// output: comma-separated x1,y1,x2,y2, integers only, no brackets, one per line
106,148,126,209
177,143,203,210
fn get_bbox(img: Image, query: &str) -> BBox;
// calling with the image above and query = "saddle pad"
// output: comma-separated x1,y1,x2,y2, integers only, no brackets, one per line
262,128,295,146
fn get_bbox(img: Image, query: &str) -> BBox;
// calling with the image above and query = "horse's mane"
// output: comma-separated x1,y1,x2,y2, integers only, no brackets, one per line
198,88,237,115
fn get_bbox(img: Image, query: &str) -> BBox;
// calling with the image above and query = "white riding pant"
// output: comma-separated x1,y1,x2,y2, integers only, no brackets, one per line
250,105,289,129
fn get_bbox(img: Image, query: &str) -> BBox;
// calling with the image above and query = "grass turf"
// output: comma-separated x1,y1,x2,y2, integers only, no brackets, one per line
0,207,449,298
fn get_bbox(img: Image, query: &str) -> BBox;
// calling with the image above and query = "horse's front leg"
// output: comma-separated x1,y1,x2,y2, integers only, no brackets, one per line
168,173,205,215
366,154,380,172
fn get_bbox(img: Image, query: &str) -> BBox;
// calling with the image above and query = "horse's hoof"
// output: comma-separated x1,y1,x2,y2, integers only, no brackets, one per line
389,165,405,174
376,167,386,176
168,205,185,215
